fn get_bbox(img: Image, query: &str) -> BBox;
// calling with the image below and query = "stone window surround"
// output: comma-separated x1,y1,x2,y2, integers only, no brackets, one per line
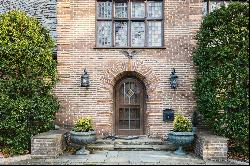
95,0,165,49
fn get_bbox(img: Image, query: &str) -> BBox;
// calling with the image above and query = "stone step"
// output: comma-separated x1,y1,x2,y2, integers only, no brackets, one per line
95,137,166,145
114,144,176,151
87,138,176,151
87,143,176,151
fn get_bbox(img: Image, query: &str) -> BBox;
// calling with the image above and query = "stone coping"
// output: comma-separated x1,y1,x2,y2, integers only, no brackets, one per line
32,129,69,139
196,130,229,141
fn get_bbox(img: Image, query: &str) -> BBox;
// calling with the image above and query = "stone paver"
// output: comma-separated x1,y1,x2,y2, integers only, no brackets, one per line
1,151,247,165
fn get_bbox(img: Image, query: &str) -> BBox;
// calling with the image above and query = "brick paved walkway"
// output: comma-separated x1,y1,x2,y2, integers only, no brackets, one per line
1,151,246,165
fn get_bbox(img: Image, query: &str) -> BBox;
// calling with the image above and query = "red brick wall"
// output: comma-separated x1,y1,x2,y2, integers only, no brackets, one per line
54,0,203,138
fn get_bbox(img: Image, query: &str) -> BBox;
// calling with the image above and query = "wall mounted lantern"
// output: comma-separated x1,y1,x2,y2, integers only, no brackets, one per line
81,69,89,87
170,68,178,90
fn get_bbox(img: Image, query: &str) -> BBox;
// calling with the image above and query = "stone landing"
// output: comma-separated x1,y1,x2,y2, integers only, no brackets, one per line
5,151,243,165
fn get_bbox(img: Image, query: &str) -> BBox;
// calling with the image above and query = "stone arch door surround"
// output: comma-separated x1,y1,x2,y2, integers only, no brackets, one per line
99,59,161,136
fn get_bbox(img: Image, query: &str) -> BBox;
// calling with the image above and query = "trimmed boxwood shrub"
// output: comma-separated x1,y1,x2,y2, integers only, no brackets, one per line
0,10,59,155
193,2,249,156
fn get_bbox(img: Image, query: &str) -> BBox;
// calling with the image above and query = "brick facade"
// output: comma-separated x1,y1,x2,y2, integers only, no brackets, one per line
0,0,204,138
54,0,203,138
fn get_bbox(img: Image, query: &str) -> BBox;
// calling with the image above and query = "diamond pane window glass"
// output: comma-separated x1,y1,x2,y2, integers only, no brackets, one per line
148,21,162,47
131,22,145,47
115,3,128,18
210,1,224,13
204,1,247,16
202,2,208,16
131,2,145,18
97,21,112,47
224,1,230,7
115,22,128,47
147,1,162,18
96,0,164,48
97,2,112,19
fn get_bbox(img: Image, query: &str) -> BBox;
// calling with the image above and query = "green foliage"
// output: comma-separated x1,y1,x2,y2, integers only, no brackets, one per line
173,114,192,132
73,117,94,132
193,2,249,156
0,10,59,155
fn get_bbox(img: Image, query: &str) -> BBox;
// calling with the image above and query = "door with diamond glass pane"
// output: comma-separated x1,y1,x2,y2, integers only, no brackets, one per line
115,78,145,135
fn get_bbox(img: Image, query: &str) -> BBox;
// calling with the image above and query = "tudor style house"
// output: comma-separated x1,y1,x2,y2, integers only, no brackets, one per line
0,0,240,137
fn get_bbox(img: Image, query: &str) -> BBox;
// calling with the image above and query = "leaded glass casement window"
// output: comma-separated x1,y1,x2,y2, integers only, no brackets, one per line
202,0,247,16
96,0,164,48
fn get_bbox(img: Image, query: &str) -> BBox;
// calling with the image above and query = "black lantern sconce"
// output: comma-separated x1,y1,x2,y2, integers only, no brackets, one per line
81,69,90,87
170,68,178,90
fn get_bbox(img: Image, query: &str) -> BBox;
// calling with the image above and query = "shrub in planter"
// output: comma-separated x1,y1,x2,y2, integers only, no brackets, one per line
173,114,192,132
0,10,59,155
168,114,194,155
70,117,96,155
73,117,94,132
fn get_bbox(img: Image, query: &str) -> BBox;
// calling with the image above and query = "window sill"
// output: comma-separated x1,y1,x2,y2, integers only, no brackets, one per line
93,47,166,50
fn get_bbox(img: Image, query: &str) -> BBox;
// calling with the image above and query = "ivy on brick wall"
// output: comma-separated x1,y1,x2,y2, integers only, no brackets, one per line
193,2,249,156
0,10,59,155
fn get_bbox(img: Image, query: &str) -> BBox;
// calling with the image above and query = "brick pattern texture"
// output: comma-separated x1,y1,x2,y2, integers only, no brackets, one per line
31,130,66,159
54,0,203,138
0,0,204,138
194,131,229,161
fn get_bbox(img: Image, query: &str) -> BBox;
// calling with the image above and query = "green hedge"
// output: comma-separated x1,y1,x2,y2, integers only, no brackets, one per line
0,10,59,155
193,2,249,156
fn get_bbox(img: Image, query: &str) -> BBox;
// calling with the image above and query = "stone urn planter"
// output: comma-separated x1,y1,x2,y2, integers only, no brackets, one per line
70,117,96,155
168,131,194,156
167,114,194,155
70,130,96,155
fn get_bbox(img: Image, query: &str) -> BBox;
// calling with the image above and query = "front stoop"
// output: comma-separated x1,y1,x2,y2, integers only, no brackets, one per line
31,130,68,159
87,137,176,151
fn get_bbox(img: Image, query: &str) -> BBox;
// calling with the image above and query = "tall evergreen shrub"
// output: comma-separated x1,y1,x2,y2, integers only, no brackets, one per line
193,2,249,156
0,10,59,155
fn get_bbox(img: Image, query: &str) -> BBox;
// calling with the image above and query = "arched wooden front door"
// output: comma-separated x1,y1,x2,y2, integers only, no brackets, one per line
115,77,145,136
